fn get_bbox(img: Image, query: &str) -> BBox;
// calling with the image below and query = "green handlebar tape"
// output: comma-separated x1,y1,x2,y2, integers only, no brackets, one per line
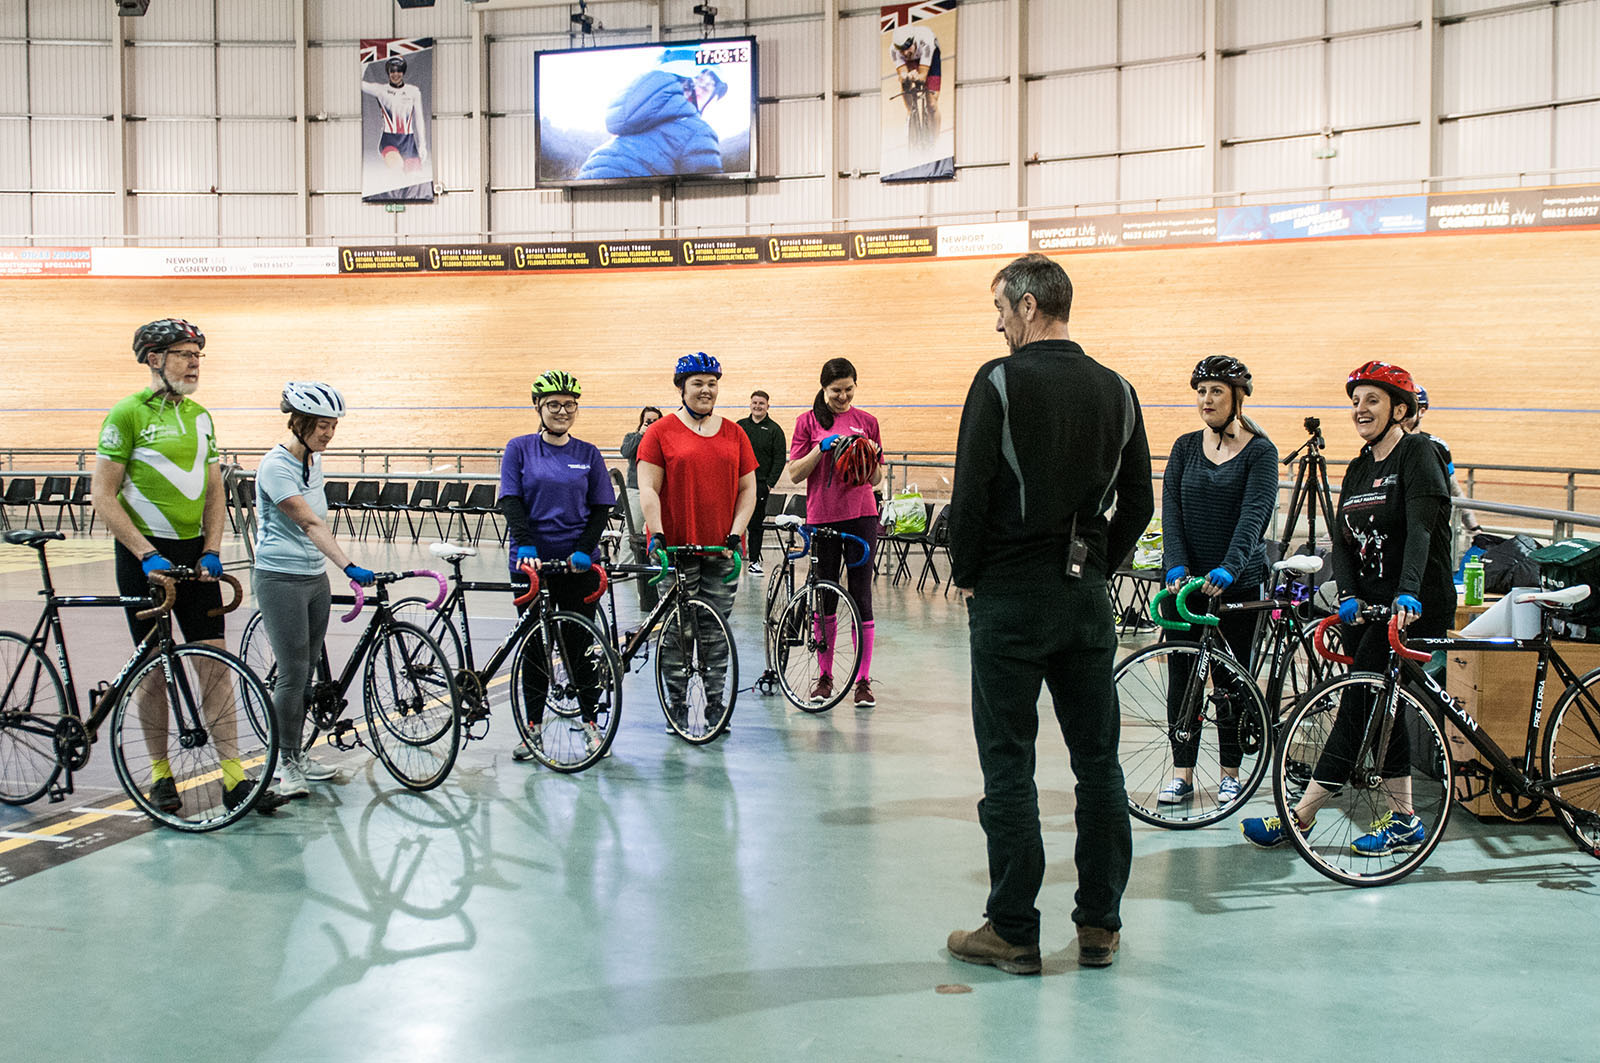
724,550,743,584
1148,586,1191,631
648,548,671,586
1174,577,1219,627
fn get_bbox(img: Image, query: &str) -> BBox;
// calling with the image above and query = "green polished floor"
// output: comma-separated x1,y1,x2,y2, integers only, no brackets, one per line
2,536,1598,1062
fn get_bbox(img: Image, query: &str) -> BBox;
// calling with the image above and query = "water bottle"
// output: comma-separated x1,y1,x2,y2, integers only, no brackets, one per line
1463,558,1485,607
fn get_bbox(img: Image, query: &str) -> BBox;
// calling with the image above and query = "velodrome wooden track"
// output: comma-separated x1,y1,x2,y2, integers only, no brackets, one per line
3,228,1597,473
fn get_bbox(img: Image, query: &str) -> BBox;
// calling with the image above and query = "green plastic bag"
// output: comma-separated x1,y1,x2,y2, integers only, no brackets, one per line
885,485,927,535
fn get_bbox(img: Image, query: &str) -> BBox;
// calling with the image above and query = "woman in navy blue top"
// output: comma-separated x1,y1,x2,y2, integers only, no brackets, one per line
1157,356,1279,808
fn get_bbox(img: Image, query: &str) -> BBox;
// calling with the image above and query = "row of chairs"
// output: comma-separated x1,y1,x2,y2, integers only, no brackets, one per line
229,477,504,546
758,493,952,592
0,475,94,533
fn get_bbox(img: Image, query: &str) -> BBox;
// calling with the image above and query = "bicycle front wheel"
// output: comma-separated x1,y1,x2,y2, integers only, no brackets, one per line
656,596,738,744
774,582,862,714
1274,673,1452,886
364,620,461,792
391,595,466,674
1115,642,1271,828
509,611,622,773
1541,665,1600,856
109,644,278,831
0,631,67,805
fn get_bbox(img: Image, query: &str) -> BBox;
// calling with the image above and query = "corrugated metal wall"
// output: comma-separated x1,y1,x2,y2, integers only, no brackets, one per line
1,0,1597,244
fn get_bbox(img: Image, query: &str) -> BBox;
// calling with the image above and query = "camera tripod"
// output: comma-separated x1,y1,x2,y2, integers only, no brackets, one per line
1277,416,1337,559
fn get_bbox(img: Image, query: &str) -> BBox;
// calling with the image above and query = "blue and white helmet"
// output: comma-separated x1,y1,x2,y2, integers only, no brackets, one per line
673,351,722,386
280,381,347,418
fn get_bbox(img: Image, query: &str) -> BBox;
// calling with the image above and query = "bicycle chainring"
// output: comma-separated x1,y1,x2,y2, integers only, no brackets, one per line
1488,775,1544,822
55,715,92,771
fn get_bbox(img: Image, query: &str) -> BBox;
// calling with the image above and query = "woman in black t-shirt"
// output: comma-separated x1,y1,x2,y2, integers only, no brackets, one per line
1241,361,1453,855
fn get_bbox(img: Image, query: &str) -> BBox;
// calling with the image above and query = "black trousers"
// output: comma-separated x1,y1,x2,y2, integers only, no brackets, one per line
1157,582,1261,770
748,484,771,563
966,574,1131,946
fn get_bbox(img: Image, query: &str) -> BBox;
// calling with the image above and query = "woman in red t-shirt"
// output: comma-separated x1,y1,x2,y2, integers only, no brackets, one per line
637,352,758,733
784,356,885,709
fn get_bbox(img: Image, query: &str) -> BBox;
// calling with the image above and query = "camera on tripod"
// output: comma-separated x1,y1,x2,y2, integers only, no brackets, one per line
1304,416,1320,433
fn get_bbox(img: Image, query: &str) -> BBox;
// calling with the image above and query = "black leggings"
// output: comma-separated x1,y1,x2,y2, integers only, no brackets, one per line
813,515,878,623
1159,583,1261,770
514,569,604,725
1312,614,1447,787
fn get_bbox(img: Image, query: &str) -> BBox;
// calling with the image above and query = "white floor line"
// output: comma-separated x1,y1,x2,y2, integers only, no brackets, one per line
0,830,73,843
71,807,144,818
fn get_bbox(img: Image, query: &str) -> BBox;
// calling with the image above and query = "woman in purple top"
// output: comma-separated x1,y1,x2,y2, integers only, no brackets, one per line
498,370,617,762
784,357,885,709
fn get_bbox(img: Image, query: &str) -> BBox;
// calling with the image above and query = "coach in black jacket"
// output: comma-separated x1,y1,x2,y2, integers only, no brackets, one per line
946,253,1153,975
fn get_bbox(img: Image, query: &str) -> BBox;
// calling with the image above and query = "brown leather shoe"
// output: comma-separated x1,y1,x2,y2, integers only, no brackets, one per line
1077,925,1121,968
947,920,1042,976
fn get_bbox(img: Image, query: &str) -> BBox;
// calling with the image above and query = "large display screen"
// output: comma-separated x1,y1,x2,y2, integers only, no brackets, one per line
535,38,758,188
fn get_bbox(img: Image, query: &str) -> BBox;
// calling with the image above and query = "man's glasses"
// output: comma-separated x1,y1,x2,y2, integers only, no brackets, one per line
160,351,205,363
541,401,579,414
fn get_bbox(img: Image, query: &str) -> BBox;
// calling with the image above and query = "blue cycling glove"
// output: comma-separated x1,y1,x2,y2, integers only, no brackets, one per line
515,545,539,565
819,434,841,452
198,550,225,578
140,552,172,576
647,534,665,556
1394,593,1422,615
1206,567,1234,590
1165,566,1187,586
343,563,375,586
568,551,592,572
1338,598,1362,624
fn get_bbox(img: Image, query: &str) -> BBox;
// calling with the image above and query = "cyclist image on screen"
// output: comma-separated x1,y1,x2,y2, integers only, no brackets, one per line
361,56,430,175
891,25,942,146
687,68,728,115
577,61,723,181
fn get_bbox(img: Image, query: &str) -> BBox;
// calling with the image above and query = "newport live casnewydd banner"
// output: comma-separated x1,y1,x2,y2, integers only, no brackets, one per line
880,1,956,183
5,184,1598,279
360,37,436,204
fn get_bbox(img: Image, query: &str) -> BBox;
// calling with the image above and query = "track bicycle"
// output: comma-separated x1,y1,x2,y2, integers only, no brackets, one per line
0,529,278,830
239,569,461,792
381,542,621,773
893,77,937,149
756,514,872,712
600,543,742,744
1272,585,1600,886
1115,554,1342,827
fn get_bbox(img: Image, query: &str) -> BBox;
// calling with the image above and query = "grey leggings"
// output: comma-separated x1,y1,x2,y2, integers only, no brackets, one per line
253,569,331,755
658,554,738,708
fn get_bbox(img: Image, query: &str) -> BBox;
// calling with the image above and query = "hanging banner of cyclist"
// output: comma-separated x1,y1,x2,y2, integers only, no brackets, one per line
880,1,956,183
359,37,436,204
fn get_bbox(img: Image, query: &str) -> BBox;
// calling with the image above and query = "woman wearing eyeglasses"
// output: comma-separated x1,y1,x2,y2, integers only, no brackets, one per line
498,371,618,762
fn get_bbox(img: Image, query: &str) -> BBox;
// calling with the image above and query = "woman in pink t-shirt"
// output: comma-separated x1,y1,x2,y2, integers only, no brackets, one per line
784,357,885,709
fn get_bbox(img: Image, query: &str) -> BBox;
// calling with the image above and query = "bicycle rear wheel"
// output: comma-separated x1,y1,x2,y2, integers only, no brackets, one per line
773,582,861,714
509,612,621,773
1541,666,1600,855
109,644,278,831
1274,673,1452,886
656,596,738,744
364,620,460,791
1115,641,1270,828
0,631,66,805
391,595,466,674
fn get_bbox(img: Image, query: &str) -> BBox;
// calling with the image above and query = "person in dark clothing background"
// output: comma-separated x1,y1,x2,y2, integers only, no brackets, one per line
1154,356,1278,812
737,390,786,575
946,253,1153,975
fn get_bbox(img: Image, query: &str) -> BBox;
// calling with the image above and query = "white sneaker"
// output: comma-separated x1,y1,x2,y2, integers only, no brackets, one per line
512,724,542,762
582,720,604,756
747,561,763,575
299,753,338,782
277,757,309,799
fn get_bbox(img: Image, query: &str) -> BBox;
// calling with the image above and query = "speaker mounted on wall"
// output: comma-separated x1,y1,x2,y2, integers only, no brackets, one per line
117,0,151,15
395,0,437,7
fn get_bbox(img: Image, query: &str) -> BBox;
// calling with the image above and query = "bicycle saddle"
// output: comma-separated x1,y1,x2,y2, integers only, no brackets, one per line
1272,555,1323,575
1515,585,1591,607
429,541,477,561
3,529,64,548
774,514,804,529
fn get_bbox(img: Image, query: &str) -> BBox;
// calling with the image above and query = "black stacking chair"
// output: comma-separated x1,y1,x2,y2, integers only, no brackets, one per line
3,478,42,528
36,476,76,531
339,479,380,538
363,481,410,541
460,483,500,545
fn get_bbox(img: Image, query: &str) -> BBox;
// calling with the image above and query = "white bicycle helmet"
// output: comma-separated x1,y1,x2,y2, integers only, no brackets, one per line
280,381,347,418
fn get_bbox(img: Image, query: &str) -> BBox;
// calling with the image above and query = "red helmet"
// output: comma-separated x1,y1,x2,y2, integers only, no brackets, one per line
1345,360,1416,403
831,434,881,488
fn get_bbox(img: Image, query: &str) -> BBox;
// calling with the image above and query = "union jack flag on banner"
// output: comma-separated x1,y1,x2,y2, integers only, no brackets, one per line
879,1,955,182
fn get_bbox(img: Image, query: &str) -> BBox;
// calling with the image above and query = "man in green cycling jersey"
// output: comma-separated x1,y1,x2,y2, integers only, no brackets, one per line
92,318,257,815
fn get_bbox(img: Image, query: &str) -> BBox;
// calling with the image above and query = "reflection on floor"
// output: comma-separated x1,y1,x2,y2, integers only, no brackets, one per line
1,533,1596,1060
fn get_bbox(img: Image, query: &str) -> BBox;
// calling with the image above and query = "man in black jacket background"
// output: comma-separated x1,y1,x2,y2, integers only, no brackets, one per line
737,389,787,574
946,253,1153,974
